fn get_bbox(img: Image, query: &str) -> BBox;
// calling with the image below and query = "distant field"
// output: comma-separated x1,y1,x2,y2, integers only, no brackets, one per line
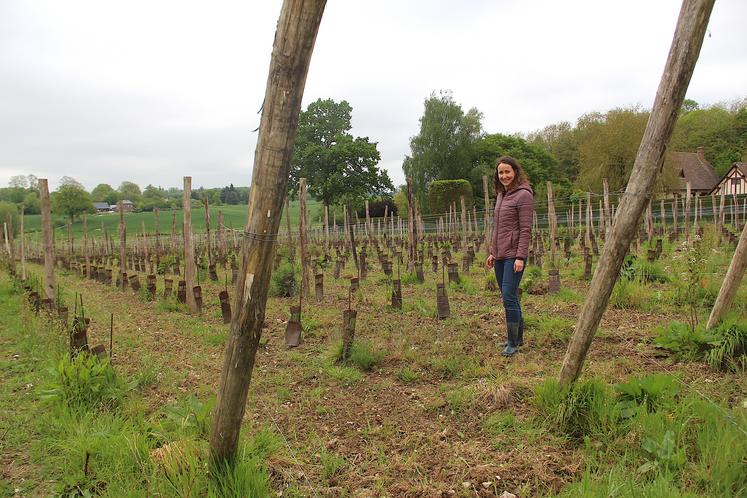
21,200,325,237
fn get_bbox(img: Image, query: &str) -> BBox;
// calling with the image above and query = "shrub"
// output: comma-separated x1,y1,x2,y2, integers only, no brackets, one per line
397,366,420,383
356,199,396,218
615,374,679,418
444,386,475,414
705,320,747,372
161,395,215,438
332,340,384,371
534,378,617,440
609,278,649,310
482,411,517,435
519,265,542,293
653,321,719,362
348,341,385,371
269,261,298,297
0,202,19,236
40,352,132,412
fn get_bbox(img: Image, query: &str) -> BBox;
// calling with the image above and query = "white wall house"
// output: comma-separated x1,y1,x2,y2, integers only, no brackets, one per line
710,162,747,196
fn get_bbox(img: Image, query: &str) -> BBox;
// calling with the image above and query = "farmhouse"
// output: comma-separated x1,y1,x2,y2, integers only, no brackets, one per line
710,162,747,196
93,202,112,213
115,200,135,212
668,146,720,195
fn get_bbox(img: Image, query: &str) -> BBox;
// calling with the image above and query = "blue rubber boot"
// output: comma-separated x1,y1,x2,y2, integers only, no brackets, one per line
501,322,520,356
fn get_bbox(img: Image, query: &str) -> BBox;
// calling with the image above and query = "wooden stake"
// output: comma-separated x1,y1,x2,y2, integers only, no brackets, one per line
299,178,310,297
205,197,212,267
547,181,557,266
707,220,747,328
39,179,55,300
209,0,325,464
20,206,26,281
183,176,199,313
558,0,715,387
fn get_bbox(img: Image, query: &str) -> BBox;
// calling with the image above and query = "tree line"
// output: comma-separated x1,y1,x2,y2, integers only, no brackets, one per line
403,92,745,213
2,94,743,224
0,174,251,226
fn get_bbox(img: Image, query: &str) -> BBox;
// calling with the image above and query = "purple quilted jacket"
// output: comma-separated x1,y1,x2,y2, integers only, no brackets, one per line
489,183,534,261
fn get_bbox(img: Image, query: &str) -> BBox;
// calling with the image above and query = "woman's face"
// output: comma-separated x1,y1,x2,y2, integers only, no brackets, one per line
497,162,515,188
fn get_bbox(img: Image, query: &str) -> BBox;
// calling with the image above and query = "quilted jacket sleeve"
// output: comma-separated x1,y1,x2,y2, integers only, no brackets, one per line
515,189,534,260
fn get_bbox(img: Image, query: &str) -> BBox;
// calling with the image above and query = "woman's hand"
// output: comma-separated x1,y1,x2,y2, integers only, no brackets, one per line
513,258,524,273
485,255,494,269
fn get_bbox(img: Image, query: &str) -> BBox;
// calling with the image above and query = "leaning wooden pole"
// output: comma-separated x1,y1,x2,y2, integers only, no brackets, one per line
209,0,326,464
39,179,55,301
19,206,26,281
119,201,127,289
298,177,311,297
183,176,199,314
558,0,715,388
706,220,747,328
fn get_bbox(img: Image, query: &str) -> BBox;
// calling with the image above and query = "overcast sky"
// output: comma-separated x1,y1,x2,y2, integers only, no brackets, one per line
1,0,745,192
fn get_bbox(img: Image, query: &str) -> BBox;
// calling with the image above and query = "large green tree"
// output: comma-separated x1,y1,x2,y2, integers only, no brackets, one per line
0,202,19,236
291,98,393,206
404,90,482,208
140,184,171,211
118,181,142,205
91,183,118,204
51,182,94,223
670,100,747,176
527,121,581,181
575,107,653,191
471,132,563,200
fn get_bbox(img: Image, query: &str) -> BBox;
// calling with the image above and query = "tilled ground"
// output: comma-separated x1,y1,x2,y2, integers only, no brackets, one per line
8,257,747,497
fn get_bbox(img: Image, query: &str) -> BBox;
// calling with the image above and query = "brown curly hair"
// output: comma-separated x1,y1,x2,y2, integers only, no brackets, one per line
493,155,529,195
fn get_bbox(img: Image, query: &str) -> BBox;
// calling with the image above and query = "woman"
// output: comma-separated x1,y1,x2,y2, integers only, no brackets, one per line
485,156,534,356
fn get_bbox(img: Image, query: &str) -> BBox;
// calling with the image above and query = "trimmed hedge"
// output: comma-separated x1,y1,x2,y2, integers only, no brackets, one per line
357,199,397,218
428,180,473,215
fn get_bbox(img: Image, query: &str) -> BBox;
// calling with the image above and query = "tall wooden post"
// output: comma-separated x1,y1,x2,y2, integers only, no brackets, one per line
365,200,371,242
285,195,294,261
324,203,330,259
19,206,26,281
585,192,592,248
547,182,557,266
83,215,90,278
684,182,692,243
183,176,198,314
347,203,360,272
171,211,177,254
707,220,747,328
460,195,467,247
39,179,55,301
4,217,15,277
118,201,127,289
558,0,714,387
141,220,149,272
204,197,212,267
602,178,611,233
299,178,310,297
407,179,416,264
154,207,160,258
210,0,325,463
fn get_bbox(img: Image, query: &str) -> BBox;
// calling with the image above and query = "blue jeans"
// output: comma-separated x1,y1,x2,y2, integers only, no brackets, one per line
494,258,524,324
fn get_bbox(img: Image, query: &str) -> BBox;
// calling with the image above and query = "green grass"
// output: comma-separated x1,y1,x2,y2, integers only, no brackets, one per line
0,274,278,496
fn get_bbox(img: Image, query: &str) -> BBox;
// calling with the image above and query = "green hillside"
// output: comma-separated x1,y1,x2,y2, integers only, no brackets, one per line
20,200,325,238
